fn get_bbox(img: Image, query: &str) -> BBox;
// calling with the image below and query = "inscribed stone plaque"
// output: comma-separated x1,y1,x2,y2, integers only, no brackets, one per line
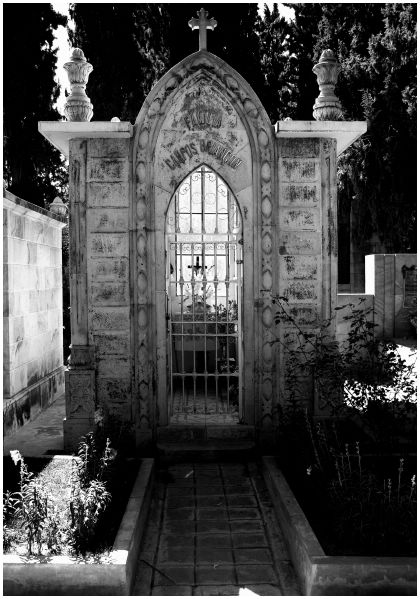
403,267,417,308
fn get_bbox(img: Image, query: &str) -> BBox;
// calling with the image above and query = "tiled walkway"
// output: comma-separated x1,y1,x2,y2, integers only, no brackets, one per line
133,461,300,596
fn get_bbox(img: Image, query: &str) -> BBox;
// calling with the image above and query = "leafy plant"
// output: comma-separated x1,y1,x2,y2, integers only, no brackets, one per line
68,433,114,555
302,420,416,555
3,489,20,552
5,450,55,554
273,295,416,448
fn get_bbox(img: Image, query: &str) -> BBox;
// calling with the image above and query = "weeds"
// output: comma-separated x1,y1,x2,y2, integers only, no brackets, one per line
4,450,54,554
302,417,416,555
4,433,116,557
68,433,114,555
273,295,417,450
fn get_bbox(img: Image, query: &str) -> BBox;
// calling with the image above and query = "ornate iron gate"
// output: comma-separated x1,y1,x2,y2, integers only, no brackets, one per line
166,166,243,424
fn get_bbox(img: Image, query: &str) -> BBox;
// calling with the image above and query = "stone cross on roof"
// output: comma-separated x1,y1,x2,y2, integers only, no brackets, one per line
188,8,217,51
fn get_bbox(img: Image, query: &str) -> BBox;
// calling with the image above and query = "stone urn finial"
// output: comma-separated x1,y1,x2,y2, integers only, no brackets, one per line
312,49,343,121
63,48,93,122
50,196,67,217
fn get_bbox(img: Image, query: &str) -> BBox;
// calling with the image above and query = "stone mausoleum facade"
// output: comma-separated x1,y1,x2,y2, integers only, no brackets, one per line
40,16,366,451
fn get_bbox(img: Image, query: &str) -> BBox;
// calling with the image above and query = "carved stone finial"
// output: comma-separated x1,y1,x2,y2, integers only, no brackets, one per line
188,8,217,51
49,196,67,216
63,48,93,122
312,49,343,121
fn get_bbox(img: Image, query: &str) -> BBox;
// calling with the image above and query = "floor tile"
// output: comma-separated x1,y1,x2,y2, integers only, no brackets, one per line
195,484,224,495
236,564,278,585
228,507,260,520
159,534,196,550
197,507,228,520
196,545,233,565
157,544,195,565
226,494,257,507
224,485,254,495
164,507,195,521
193,585,239,595
133,460,300,596
154,565,195,586
162,520,196,534
196,519,230,534
152,585,193,595
230,519,264,533
244,584,283,596
231,532,268,548
166,486,196,497
196,494,225,507
196,534,232,548
234,547,272,564
196,565,236,585
166,495,196,509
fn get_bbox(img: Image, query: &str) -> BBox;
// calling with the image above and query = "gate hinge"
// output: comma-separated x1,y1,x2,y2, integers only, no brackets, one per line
236,260,243,264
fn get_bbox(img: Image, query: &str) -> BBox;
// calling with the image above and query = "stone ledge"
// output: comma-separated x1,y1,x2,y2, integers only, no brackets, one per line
3,191,67,225
3,458,155,596
38,121,133,158
274,121,367,156
262,456,417,596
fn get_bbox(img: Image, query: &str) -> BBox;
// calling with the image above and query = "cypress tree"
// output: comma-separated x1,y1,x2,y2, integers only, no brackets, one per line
4,3,68,208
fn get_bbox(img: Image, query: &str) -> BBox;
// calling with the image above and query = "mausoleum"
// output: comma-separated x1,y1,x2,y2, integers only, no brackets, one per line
39,10,366,451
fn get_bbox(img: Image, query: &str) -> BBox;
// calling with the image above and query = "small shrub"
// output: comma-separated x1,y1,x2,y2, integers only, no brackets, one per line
4,433,116,558
3,489,20,552
4,450,59,554
273,296,416,449
68,478,111,555
303,419,417,554
68,433,114,555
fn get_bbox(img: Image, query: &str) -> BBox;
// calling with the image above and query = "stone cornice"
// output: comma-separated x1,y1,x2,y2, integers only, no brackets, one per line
274,121,367,155
38,121,133,158
3,191,67,226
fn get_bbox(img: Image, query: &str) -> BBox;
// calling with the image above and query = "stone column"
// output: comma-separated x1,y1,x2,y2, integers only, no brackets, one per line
277,137,325,409
64,139,96,449
38,121,134,451
275,122,366,414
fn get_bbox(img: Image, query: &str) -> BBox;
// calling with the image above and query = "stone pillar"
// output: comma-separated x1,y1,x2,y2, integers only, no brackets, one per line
64,139,96,449
275,126,362,414
275,104,366,416
277,138,326,409
38,122,134,451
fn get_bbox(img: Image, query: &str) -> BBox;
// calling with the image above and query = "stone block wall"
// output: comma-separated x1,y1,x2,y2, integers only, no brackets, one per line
64,138,132,449
365,253,416,339
3,190,66,436
276,137,337,409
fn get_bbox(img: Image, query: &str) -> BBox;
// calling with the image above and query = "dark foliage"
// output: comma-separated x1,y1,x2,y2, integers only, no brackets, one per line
3,4,68,208
68,3,169,123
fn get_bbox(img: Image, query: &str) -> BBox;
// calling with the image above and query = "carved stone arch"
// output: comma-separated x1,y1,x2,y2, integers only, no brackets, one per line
132,51,276,435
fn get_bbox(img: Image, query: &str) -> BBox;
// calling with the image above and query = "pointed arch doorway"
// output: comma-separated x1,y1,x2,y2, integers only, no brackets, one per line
165,165,243,425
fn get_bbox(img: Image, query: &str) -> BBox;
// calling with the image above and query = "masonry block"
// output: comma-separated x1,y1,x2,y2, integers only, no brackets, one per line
87,182,129,208
88,158,129,182
87,208,129,232
88,233,129,258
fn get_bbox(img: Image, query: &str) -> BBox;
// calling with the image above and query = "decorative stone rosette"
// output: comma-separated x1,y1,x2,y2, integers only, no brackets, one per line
312,49,343,121
63,48,93,122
